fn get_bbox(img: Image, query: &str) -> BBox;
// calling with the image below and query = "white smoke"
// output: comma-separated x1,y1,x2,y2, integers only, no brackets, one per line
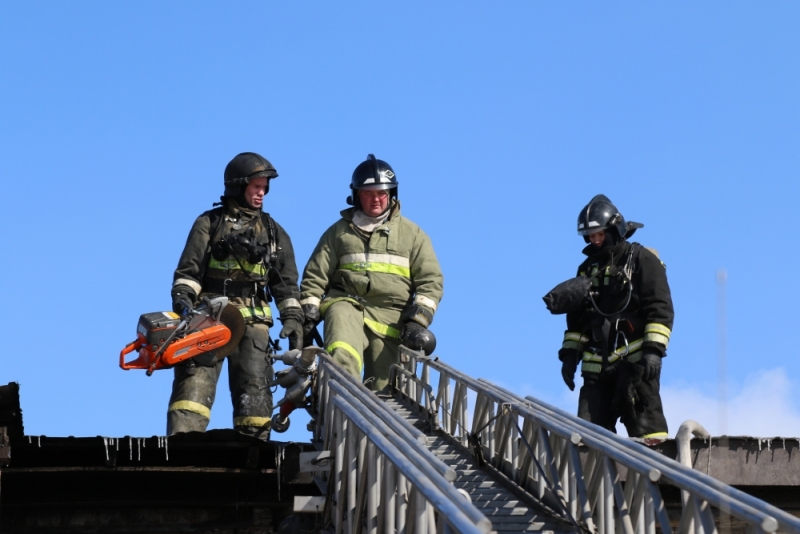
660,367,800,437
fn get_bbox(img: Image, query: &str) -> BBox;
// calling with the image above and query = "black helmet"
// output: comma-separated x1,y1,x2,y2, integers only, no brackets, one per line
577,194,643,243
223,152,278,198
347,154,398,208
403,327,437,356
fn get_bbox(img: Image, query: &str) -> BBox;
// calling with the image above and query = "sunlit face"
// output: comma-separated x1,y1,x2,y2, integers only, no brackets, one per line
588,230,605,247
358,188,390,217
244,177,268,209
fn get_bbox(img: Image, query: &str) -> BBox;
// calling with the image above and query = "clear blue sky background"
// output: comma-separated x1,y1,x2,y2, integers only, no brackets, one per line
2,3,798,443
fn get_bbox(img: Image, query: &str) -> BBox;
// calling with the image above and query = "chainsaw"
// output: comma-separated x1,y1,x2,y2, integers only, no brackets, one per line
119,296,245,376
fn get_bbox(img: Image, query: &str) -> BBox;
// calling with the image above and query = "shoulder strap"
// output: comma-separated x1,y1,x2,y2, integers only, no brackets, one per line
623,242,642,280
261,212,277,257
206,207,225,249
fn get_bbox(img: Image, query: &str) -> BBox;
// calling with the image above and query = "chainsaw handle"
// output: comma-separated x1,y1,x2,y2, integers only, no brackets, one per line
119,338,145,370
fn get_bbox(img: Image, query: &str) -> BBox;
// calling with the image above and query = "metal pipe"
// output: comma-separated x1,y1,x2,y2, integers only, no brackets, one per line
676,420,710,510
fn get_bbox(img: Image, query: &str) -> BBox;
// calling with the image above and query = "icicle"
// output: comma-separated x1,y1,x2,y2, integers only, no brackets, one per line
129,437,132,460
767,439,772,451
164,436,169,461
37,436,41,447
137,438,142,461
783,438,786,450
28,436,31,444
116,438,119,451
103,437,109,460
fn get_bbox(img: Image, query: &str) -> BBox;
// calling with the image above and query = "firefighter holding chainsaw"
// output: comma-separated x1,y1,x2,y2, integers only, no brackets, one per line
544,194,673,439
167,152,303,438
300,154,443,392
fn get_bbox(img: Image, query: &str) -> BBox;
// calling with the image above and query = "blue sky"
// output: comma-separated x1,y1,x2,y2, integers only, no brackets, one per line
2,3,798,442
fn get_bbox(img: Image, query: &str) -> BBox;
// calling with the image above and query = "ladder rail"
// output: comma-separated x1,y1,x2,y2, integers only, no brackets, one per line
312,354,492,534
395,348,800,534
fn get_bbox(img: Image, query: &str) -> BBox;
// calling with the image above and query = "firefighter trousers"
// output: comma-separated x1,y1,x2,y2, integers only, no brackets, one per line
578,360,668,439
323,300,401,392
167,322,274,439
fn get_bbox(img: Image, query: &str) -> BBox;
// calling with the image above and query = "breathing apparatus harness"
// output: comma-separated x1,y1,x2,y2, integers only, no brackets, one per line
543,242,642,369
205,205,287,329
586,243,641,369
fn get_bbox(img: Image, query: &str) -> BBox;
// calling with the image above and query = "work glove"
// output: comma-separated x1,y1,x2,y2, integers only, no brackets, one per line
301,304,322,347
171,285,197,316
400,320,437,355
401,321,424,347
279,308,305,351
639,352,662,381
559,349,579,391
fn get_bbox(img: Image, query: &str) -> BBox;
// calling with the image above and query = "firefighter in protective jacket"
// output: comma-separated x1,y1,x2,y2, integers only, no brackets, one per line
168,152,303,438
300,155,443,391
555,195,673,439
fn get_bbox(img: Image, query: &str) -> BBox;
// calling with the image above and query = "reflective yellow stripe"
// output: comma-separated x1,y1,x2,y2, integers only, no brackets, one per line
644,323,671,347
582,340,644,366
326,341,363,372
644,332,670,346
581,362,602,373
645,323,672,337
339,262,411,279
363,318,401,339
234,416,271,428
641,432,668,439
583,350,641,365
174,277,202,295
300,296,321,307
208,257,267,276
561,340,583,351
414,295,438,312
239,306,272,319
340,253,410,269
168,400,211,419
564,332,589,343
277,298,301,312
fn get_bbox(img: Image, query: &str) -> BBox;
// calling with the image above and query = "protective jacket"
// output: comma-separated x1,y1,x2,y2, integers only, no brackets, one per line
173,198,301,323
560,241,674,374
301,201,443,348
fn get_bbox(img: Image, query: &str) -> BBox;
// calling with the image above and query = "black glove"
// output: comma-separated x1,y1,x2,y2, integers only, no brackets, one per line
401,321,425,350
559,349,579,391
301,304,322,347
640,352,662,381
171,285,197,316
279,308,305,351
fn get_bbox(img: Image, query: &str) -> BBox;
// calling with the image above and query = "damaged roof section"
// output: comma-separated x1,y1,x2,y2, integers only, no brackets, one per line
0,382,321,533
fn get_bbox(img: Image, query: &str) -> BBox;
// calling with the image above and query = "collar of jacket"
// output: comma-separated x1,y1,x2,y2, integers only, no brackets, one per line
223,197,261,221
340,199,401,223
582,240,629,260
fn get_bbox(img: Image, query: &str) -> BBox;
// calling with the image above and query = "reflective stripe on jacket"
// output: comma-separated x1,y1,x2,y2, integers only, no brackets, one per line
301,201,443,337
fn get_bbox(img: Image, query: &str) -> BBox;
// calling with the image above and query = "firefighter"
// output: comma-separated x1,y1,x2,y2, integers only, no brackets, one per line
167,152,303,439
300,154,443,392
557,194,673,439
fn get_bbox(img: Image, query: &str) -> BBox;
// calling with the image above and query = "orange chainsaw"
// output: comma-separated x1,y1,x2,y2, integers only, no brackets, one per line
120,296,245,376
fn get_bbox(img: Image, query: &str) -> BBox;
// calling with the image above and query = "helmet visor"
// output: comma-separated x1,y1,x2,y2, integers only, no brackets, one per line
577,222,607,236
357,183,397,191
